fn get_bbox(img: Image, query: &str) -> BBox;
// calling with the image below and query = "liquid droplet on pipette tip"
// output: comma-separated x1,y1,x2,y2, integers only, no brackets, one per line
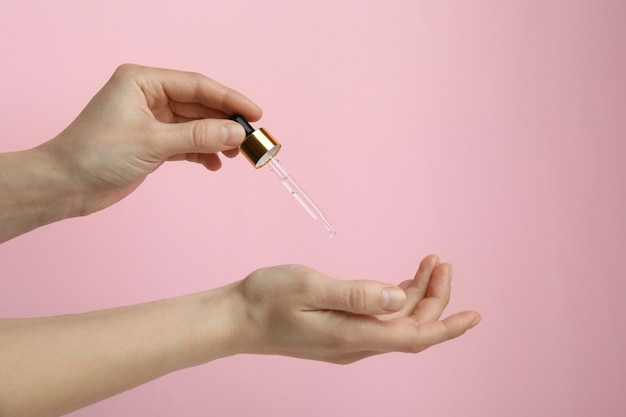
322,219,336,239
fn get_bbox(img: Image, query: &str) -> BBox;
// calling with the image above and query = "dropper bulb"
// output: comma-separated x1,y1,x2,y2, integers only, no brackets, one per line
229,114,255,137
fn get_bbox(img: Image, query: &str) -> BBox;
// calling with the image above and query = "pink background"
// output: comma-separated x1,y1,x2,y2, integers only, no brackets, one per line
1,1,625,416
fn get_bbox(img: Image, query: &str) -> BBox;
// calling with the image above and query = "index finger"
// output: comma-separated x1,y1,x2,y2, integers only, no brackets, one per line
135,65,263,121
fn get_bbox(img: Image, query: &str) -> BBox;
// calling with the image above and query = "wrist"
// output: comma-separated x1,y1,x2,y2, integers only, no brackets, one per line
179,282,250,367
0,147,79,242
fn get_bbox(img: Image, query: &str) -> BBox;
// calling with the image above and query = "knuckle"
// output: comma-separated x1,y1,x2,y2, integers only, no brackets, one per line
406,332,428,353
287,265,318,293
113,63,140,78
190,122,214,151
346,286,369,312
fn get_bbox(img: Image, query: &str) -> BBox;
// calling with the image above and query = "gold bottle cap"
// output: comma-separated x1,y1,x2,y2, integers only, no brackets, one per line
230,114,281,168
240,127,281,168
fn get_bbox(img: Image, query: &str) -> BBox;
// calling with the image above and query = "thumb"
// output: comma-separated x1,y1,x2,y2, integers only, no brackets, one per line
315,278,407,315
152,118,245,158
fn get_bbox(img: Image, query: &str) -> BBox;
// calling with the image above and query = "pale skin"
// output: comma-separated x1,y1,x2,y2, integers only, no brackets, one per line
0,64,481,417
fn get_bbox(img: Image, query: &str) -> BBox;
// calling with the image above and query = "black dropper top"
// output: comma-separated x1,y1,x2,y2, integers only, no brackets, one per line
227,114,281,168
229,114,255,137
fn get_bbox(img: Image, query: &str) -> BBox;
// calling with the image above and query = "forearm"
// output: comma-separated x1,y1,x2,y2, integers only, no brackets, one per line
0,147,76,243
0,284,240,417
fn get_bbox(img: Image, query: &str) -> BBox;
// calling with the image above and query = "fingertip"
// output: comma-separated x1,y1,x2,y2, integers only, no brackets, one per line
468,314,482,329
228,102,262,123
436,262,453,278
416,254,440,274
247,105,263,122
424,254,441,264
221,121,246,147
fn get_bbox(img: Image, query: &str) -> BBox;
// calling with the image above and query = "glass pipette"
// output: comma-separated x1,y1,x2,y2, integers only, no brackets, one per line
266,157,336,238
229,114,336,238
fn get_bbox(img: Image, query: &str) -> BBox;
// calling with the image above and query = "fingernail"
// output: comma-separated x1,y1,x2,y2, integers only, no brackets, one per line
381,288,406,311
469,315,482,329
221,122,245,146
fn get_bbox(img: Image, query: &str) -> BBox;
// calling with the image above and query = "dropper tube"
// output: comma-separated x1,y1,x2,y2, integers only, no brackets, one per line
229,114,336,237
266,157,336,238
